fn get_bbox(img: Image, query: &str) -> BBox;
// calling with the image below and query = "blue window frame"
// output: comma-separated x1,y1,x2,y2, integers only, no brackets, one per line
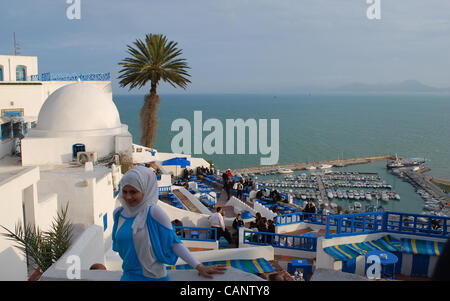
4,111,22,117
0,66,3,81
16,65,26,81
1,122,11,140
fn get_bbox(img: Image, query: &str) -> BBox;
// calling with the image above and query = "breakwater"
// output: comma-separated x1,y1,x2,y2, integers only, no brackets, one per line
231,155,396,174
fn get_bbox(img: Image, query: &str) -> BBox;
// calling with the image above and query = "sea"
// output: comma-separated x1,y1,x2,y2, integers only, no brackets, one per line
113,93,450,214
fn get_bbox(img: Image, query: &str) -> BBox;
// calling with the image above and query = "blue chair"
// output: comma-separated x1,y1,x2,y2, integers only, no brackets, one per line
190,230,200,239
218,237,229,248
241,211,252,219
287,259,313,281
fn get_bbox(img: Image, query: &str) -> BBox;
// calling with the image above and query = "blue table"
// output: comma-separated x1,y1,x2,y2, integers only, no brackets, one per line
365,250,398,279
287,259,312,281
241,211,252,219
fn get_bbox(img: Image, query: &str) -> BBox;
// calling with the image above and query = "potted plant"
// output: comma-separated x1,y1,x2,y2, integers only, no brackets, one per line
1,204,73,281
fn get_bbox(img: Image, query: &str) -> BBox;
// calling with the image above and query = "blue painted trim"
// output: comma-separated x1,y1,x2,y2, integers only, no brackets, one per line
158,186,171,192
174,226,217,242
30,72,110,81
243,230,317,252
276,210,449,239
103,213,108,232
325,211,450,239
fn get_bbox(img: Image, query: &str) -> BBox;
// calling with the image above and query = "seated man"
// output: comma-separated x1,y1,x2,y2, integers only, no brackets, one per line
232,213,245,244
302,200,316,220
171,219,184,238
208,207,232,244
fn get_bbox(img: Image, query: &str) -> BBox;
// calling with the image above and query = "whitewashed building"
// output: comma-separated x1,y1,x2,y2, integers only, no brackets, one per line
0,64,222,281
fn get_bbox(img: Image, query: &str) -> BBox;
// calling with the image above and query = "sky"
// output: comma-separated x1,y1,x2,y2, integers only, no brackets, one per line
1,0,450,94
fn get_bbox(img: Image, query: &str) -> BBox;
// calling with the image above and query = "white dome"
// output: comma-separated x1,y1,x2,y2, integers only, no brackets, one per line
34,83,123,136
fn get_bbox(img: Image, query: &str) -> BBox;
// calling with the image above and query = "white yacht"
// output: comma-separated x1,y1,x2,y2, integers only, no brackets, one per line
278,168,294,174
305,166,317,170
327,190,334,199
319,164,333,169
365,192,372,201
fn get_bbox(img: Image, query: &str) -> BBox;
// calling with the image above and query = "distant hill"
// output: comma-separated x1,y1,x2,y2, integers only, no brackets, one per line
330,80,450,93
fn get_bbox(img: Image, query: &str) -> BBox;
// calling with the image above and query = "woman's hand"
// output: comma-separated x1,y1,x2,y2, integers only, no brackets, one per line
195,264,227,279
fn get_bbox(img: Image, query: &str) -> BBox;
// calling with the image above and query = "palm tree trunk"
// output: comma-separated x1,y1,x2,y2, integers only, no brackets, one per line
140,84,160,148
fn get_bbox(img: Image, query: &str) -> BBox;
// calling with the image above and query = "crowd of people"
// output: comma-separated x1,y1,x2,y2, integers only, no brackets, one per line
248,212,277,244
222,169,256,201
181,166,214,181
196,166,214,176
255,188,283,203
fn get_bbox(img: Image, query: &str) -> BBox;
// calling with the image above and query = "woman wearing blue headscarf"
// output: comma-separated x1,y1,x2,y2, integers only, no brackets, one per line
112,166,226,281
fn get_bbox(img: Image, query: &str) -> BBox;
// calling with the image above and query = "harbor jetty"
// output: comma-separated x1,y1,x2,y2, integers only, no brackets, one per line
404,170,450,204
231,154,396,174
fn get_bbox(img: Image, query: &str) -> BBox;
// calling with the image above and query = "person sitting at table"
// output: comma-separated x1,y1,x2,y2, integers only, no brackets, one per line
303,200,316,218
431,219,442,230
232,213,245,244
267,219,276,244
249,212,262,229
208,207,232,244
257,217,270,244
236,181,244,200
171,219,184,238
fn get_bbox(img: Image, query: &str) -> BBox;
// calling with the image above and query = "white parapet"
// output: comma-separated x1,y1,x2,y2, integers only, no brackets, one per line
40,224,106,281
225,196,257,216
253,201,277,221
175,245,274,266
176,187,212,215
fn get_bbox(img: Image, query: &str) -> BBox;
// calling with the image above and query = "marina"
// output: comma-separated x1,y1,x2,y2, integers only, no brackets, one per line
230,158,449,217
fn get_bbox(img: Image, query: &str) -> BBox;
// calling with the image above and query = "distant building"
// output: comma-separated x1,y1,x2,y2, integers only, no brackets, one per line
0,54,110,160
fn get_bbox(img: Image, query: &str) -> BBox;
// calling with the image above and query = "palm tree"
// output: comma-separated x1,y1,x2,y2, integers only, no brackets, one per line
118,34,191,148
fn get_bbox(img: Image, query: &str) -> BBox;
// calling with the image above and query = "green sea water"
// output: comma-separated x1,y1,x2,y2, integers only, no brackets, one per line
113,93,450,214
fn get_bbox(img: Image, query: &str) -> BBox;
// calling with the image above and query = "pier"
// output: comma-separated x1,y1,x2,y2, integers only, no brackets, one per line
315,174,329,207
404,170,450,204
231,155,396,174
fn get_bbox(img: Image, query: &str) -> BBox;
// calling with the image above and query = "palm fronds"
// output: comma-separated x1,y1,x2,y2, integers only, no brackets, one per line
118,34,191,91
0,203,73,273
